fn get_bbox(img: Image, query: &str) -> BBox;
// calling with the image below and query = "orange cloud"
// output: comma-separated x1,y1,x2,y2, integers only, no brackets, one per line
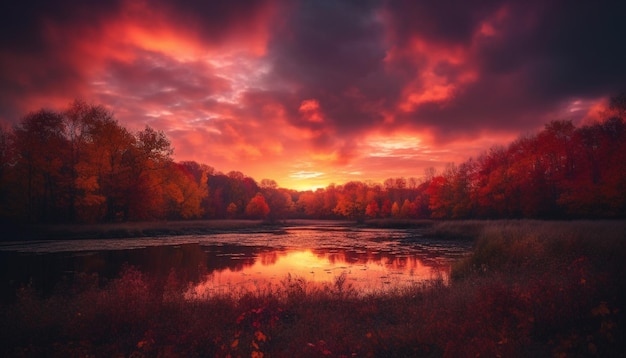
386,37,478,112
299,99,325,123
105,0,274,60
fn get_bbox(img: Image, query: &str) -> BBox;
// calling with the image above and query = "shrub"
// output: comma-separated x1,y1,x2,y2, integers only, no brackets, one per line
2,220,625,356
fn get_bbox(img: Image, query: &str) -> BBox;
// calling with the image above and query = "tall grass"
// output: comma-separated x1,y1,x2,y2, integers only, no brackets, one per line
451,220,626,277
428,219,489,240
2,221,625,357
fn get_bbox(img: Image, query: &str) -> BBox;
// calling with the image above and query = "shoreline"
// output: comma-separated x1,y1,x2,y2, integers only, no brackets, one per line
8,218,622,242
4,219,429,241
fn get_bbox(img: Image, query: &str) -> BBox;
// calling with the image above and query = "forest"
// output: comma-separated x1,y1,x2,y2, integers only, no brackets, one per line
1,96,625,226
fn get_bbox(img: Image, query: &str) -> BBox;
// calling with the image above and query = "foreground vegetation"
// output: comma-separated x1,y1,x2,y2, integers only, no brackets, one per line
1,221,625,357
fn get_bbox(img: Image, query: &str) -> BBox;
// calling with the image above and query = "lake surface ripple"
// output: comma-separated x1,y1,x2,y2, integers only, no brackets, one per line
0,223,472,299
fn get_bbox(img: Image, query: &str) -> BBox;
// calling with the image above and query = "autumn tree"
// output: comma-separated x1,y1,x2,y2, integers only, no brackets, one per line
333,181,367,221
63,101,117,221
12,109,67,222
0,126,15,221
206,173,230,218
161,162,207,219
426,174,452,219
391,201,400,217
245,193,270,219
321,185,339,218
5,100,183,222
400,199,417,218
380,199,392,218
296,190,324,217
412,182,431,219
179,161,212,217
365,200,380,218
260,179,278,189
227,202,238,218
449,159,478,218
559,117,626,217
87,114,137,220
262,185,294,222
123,126,174,220
63,100,100,220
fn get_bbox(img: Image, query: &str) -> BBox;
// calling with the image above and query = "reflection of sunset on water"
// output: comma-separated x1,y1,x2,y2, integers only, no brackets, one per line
188,249,449,297
0,225,472,301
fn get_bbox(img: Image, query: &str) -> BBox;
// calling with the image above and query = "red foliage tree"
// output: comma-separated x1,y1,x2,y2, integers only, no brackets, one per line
365,200,380,218
245,193,270,219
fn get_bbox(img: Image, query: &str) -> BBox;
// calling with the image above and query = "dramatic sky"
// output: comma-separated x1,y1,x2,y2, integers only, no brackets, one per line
1,0,626,190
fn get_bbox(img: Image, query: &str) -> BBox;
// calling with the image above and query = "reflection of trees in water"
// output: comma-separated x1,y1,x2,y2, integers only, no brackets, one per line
1,240,462,302
0,243,276,302
259,251,279,265
189,246,456,296
307,247,449,271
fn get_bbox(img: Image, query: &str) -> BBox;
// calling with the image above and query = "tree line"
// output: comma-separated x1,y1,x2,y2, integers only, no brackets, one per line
1,97,625,225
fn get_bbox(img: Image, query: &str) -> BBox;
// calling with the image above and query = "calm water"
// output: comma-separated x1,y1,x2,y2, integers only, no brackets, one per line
0,223,472,300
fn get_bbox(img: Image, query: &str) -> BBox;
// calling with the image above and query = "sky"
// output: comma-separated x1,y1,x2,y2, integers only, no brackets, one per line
1,0,626,190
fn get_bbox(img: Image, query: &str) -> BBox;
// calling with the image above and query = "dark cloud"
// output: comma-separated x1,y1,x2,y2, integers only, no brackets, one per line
270,0,384,85
267,0,391,134
0,0,124,114
384,0,502,46
153,0,274,42
0,0,121,51
381,0,626,141
2,0,626,186
472,1,626,95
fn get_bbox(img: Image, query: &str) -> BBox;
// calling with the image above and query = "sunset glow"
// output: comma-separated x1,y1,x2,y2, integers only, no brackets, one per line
188,249,445,297
1,1,625,190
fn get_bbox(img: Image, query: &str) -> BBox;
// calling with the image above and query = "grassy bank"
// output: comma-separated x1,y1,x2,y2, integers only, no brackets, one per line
5,220,270,241
363,218,434,229
1,221,625,357
6,219,361,241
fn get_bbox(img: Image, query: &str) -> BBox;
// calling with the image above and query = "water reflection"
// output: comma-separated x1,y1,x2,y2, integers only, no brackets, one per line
189,248,451,297
0,225,471,301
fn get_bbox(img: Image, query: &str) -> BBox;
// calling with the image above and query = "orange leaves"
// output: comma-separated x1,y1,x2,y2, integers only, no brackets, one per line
245,193,270,219
365,200,379,218
0,101,191,222
162,162,207,219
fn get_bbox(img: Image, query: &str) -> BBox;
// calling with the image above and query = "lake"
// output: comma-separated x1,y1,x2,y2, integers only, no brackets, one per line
0,223,472,301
